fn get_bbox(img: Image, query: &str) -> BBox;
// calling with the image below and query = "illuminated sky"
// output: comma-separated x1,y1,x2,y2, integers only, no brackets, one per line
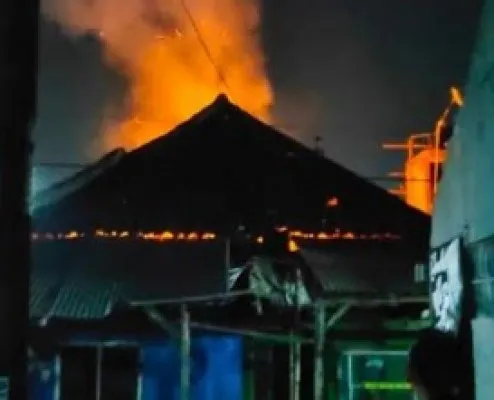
33,0,482,185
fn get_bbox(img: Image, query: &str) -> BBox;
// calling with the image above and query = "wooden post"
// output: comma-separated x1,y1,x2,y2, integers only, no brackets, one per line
295,343,302,400
290,338,301,400
53,355,61,400
292,268,302,400
314,303,326,400
180,304,191,400
95,346,103,400
289,339,295,400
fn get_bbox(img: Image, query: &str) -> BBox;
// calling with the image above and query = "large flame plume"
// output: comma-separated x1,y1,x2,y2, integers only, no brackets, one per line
41,0,274,151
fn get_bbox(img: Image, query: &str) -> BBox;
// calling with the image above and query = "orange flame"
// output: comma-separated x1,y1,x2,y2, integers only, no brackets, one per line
288,239,299,252
41,0,273,152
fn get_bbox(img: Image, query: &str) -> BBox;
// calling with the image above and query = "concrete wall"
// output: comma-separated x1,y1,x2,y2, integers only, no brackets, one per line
431,0,494,247
472,317,494,400
431,1,494,398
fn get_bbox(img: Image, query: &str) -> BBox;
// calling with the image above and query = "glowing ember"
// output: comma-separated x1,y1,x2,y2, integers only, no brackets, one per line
288,239,299,252
326,197,339,207
31,229,400,242
41,0,274,152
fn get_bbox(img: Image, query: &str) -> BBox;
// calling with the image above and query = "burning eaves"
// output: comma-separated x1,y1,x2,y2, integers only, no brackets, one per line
31,229,401,242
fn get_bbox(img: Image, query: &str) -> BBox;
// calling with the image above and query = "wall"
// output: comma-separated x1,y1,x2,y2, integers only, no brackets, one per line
431,0,494,247
431,1,494,398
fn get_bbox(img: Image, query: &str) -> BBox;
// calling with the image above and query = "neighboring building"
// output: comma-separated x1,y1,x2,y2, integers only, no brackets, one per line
431,1,494,398
384,93,460,215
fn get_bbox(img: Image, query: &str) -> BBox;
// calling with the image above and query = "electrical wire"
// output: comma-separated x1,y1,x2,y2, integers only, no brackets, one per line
178,0,229,91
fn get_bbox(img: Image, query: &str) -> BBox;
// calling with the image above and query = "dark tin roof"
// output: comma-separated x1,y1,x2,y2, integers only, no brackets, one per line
31,95,429,246
30,239,229,320
299,242,427,296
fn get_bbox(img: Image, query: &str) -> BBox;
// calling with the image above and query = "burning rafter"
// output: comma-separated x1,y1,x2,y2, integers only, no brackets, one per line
30,228,401,242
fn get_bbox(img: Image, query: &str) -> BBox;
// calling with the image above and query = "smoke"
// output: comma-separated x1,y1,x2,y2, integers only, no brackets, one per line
41,0,274,152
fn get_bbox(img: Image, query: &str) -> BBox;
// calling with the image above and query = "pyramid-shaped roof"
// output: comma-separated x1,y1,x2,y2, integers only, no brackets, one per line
32,95,429,246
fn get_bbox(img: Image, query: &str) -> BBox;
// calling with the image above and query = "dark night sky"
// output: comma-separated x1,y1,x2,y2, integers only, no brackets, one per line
33,0,483,187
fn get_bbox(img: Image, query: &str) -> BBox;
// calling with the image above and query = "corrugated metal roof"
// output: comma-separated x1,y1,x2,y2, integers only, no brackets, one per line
31,239,229,320
45,278,121,320
30,272,59,319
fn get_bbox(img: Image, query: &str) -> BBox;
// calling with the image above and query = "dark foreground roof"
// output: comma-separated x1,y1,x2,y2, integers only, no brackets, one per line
30,239,229,320
299,242,427,297
29,238,427,324
32,95,429,246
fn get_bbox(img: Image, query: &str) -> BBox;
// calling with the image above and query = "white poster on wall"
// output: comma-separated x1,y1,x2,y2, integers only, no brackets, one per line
430,237,463,334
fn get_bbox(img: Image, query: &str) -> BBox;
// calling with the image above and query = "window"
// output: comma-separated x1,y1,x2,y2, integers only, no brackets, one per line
339,350,416,400
60,346,139,400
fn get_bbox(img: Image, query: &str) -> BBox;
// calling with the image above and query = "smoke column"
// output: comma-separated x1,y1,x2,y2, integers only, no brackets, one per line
41,0,274,151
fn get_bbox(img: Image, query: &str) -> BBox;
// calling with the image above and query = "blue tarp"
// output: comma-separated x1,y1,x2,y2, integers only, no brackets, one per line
141,336,243,400
29,360,57,400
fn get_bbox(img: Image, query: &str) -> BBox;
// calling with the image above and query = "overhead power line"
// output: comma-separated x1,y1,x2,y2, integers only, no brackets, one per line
178,0,229,90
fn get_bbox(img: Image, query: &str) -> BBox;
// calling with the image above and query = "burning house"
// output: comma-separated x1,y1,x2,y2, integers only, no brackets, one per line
29,95,430,400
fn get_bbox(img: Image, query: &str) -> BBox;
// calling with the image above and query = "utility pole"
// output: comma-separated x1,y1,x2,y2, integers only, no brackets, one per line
0,0,39,399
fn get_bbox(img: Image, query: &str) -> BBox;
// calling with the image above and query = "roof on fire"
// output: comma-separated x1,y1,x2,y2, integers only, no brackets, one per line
29,95,429,322
31,94,429,246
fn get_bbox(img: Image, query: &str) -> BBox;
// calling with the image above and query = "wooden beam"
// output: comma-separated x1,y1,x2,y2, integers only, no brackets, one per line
326,303,351,330
318,295,429,307
189,321,313,344
143,306,180,338
130,289,251,306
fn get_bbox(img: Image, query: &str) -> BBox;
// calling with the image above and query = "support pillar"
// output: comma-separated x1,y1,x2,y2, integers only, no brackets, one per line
180,304,191,400
95,346,103,400
314,303,326,400
290,267,302,400
289,337,301,400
